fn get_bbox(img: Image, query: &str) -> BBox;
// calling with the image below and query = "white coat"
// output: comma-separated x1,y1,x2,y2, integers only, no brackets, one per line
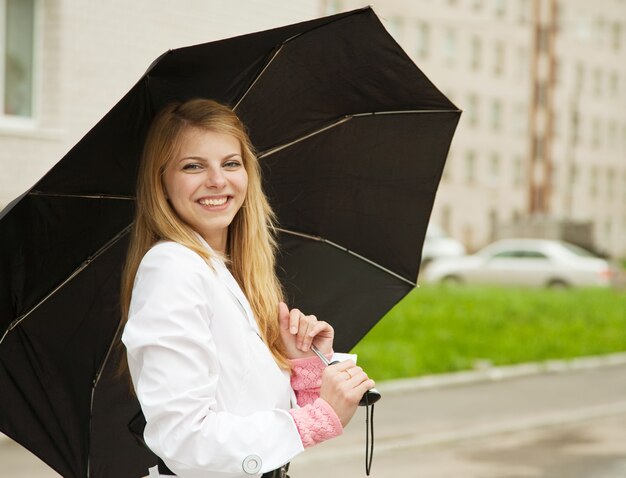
121,240,304,478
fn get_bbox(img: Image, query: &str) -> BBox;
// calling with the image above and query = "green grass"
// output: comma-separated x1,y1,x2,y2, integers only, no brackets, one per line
351,286,626,381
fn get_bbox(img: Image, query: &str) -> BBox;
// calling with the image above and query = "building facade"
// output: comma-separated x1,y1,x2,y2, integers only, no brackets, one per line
1,0,625,258
0,0,320,207
327,0,626,257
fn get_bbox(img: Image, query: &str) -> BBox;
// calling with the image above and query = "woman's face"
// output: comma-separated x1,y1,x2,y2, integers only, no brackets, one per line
162,126,248,253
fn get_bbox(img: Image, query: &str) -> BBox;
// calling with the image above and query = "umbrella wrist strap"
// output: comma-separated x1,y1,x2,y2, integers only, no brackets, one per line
365,399,375,475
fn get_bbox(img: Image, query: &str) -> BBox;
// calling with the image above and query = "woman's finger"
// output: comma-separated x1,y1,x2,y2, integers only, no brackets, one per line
288,308,301,335
296,314,316,351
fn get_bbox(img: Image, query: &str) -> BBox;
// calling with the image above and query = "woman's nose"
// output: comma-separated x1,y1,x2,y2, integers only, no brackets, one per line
205,168,226,188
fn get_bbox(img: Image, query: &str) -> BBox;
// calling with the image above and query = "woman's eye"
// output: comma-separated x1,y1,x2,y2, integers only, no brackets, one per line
182,163,202,171
223,160,242,169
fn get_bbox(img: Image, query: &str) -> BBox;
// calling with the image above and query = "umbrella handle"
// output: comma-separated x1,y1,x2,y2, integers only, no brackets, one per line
311,345,382,406
328,360,382,406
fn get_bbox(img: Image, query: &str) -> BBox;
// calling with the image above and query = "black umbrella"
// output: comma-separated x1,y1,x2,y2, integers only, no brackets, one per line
0,7,460,478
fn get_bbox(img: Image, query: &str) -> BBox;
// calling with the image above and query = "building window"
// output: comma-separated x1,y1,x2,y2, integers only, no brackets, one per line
607,168,614,199
493,41,505,76
593,68,603,97
518,0,530,24
608,120,617,149
467,93,479,127
612,22,622,51
590,166,599,197
469,35,481,70
513,156,524,188
415,21,430,60
495,0,506,19
1,0,35,119
609,71,619,97
443,28,457,66
388,16,405,43
465,150,477,185
515,46,528,80
490,98,502,131
513,103,526,134
489,152,500,184
591,118,601,149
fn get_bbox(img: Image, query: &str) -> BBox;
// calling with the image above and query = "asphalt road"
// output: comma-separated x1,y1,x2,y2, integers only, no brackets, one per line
3,360,626,477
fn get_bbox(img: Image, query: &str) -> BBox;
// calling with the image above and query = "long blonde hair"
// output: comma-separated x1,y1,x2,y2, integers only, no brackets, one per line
120,99,289,369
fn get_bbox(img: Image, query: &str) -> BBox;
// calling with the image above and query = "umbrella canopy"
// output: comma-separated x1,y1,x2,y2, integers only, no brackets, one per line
0,7,460,478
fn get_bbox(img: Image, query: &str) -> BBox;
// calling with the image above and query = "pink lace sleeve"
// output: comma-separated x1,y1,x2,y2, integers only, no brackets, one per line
289,355,331,406
289,398,343,448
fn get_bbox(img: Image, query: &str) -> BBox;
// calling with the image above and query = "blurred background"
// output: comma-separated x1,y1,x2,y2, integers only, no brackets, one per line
1,1,626,477
1,0,624,262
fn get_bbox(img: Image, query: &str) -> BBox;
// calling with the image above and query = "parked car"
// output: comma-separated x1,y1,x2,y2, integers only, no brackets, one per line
422,238,616,288
420,223,466,267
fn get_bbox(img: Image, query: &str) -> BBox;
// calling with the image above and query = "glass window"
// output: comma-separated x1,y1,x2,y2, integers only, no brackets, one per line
415,21,430,60
444,28,457,66
495,0,506,18
2,0,35,118
491,98,502,131
513,156,524,187
493,41,505,76
590,166,599,197
593,68,603,96
613,22,622,51
609,71,619,96
591,118,601,149
516,46,528,80
469,35,481,70
467,93,479,127
518,0,530,24
465,150,476,185
489,152,500,182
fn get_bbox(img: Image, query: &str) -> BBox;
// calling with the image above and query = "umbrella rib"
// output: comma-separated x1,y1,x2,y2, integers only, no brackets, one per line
258,116,353,159
233,44,285,111
275,227,416,287
258,108,461,159
0,224,133,344
29,190,134,200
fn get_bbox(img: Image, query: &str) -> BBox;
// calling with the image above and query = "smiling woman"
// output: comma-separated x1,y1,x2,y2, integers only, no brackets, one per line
162,127,248,254
119,99,374,478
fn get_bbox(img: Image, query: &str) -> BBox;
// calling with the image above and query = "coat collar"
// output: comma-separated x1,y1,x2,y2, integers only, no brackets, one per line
195,234,261,334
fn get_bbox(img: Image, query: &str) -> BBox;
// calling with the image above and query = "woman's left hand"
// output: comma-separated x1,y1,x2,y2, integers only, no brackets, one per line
278,302,334,359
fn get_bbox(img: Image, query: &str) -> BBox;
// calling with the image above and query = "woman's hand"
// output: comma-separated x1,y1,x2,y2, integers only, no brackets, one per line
278,301,334,359
320,360,375,427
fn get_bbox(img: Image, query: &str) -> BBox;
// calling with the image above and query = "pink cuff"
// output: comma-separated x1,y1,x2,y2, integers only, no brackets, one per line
289,355,331,390
289,398,343,448
290,354,333,406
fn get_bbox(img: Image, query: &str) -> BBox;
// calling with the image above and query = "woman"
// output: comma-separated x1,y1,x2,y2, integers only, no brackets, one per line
121,99,375,478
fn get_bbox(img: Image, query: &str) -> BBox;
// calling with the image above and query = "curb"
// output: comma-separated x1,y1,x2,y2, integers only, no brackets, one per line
377,351,626,395
3,352,626,446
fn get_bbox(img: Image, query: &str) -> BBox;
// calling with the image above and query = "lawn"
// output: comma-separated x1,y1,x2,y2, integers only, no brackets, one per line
351,285,626,381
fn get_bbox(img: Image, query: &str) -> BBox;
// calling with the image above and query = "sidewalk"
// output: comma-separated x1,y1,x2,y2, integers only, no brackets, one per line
289,355,626,477
3,354,626,477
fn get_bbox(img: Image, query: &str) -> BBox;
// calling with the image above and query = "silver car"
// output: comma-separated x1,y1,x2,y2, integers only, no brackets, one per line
422,238,616,288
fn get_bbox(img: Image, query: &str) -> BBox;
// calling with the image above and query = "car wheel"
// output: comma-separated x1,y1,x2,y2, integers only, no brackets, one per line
441,275,462,286
547,279,570,289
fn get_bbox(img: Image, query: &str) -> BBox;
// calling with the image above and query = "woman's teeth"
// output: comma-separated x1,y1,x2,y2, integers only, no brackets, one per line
199,197,227,206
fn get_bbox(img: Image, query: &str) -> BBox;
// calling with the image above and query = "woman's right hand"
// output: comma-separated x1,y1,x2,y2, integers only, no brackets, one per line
319,360,375,427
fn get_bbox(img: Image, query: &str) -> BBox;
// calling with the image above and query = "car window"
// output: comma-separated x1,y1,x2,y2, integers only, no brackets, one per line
491,250,523,258
490,249,548,259
521,250,548,259
560,242,596,257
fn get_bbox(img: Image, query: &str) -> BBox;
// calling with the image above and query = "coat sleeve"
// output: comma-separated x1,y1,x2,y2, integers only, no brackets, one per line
121,243,304,477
